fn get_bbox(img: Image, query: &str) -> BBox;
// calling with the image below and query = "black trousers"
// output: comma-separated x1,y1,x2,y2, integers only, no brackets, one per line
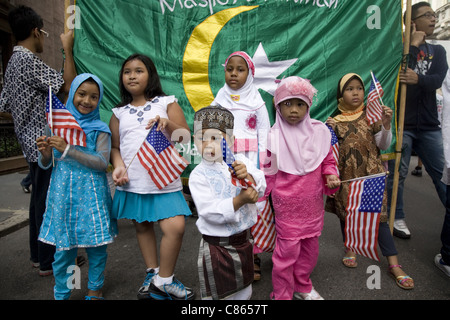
28,162,55,271
441,186,450,264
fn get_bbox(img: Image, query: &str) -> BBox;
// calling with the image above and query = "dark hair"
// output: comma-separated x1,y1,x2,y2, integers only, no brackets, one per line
80,78,100,92
8,6,43,42
336,74,364,101
404,2,432,23
116,54,166,108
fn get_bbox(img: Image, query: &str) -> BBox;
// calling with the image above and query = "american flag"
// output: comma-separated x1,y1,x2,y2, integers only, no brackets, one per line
344,174,386,261
251,199,276,252
366,73,384,125
137,125,188,189
46,92,87,147
221,138,253,189
326,124,339,175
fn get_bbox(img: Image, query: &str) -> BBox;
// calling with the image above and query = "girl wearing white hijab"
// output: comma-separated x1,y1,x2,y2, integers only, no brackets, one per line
213,51,272,280
213,51,270,167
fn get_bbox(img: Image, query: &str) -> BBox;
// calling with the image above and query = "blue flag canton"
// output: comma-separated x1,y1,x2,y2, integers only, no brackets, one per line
148,126,171,154
46,93,65,112
359,176,386,213
327,124,338,146
369,75,379,93
221,138,236,173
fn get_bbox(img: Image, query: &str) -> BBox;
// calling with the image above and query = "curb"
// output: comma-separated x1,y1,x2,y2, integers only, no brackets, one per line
0,209,29,238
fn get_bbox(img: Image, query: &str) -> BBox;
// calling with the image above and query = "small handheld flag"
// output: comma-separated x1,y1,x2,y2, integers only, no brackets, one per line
326,124,339,176
345,174,386,261
366,72,385,125
251,199,276,252
137,125,188,189
221,138,253,189
46,91,87,147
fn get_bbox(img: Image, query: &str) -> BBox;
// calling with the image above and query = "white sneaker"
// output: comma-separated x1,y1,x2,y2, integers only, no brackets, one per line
294,288,324,300
149,277,195,300
393,219,411,239
434,254,450,277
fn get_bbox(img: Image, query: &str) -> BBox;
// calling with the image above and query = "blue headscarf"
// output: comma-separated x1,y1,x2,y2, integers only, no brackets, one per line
65,73,111,135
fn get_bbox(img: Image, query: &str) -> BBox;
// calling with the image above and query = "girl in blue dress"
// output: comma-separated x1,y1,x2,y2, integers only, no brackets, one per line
37,73,117,300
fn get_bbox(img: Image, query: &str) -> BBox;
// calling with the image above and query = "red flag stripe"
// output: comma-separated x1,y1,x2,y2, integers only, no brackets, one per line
137,144,158,170
345,179,381,261
251,200,276,252
140,146,187,189
46,97,87,147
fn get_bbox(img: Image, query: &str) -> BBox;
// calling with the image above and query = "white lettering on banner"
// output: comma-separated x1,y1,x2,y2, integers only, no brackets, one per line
160,0,339,15
367,5,381,30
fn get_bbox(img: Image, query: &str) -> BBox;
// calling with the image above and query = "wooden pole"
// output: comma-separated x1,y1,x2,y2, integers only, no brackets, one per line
389,0,412,234
64,0,70,33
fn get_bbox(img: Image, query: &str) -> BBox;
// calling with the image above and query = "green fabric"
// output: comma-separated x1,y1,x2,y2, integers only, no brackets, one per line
73,0,403,174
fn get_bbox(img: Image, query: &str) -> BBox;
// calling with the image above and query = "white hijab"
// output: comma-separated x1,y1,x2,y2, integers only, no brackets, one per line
213,51,265,111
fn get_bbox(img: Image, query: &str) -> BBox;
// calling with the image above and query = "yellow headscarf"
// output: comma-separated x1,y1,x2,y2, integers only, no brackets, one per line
334,73,365,123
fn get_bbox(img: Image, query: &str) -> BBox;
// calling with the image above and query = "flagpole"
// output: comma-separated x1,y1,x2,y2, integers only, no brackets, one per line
48,86,55,167
326,172,389,186
370,70,384,105
64,0,70,34
121,122,157,178
389,0,412,234
339,172,389,184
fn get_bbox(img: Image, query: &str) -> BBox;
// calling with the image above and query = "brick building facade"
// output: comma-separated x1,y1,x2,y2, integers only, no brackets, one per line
0,0,66,91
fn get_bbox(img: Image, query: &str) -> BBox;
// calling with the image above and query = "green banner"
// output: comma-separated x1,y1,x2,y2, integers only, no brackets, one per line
73,0,403,172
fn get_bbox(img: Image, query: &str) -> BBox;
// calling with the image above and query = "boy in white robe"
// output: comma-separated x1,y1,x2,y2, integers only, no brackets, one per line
189,105,266,300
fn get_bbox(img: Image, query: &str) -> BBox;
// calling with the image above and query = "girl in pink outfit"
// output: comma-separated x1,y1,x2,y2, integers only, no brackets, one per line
264,76,340,300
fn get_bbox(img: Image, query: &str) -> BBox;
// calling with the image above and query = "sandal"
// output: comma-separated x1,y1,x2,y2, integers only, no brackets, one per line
388,265,414,290
254,256,261,281
342,251,357,268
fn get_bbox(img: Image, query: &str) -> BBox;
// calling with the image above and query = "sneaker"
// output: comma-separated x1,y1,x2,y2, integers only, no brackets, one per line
434,254,450,277
149,277,195,300
137,269,157,300
30,259,39,268
294,288,324,300
39,269,53,277
411,166,422,177
393,219,411,239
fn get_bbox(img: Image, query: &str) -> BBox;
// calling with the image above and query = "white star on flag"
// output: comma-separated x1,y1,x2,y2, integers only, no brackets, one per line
252,42,298,96
345,175,386,262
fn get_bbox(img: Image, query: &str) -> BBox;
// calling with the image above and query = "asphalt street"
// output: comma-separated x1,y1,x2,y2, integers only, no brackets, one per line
0,156,449,304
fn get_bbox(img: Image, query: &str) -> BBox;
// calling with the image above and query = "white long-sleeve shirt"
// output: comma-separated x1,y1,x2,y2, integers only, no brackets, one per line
189,154,266,237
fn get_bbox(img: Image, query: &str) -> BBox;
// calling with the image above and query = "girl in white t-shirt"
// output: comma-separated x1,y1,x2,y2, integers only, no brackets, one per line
109,54,193,300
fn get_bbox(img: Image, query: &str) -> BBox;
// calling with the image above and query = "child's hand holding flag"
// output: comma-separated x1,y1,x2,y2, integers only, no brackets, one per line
221,138,254,189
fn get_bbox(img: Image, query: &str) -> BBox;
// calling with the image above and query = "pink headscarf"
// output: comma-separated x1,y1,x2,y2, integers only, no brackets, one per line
213,51,265,111
268,76,331,176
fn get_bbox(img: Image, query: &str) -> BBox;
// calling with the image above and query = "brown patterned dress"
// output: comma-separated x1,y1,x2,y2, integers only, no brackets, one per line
325,111,388,222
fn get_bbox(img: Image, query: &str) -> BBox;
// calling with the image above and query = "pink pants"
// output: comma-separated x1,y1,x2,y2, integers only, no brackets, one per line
271,236,319,300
